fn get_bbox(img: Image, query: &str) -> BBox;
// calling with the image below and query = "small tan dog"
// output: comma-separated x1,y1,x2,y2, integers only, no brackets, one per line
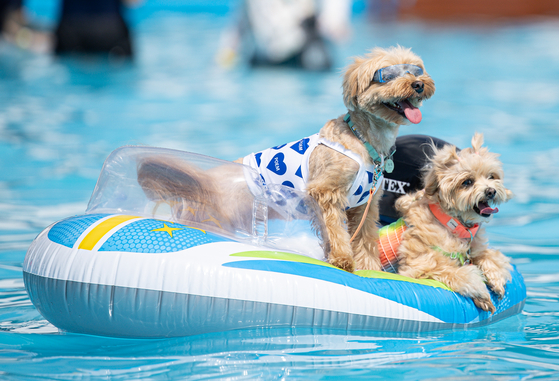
138,46,435,273
301,46,435,272
393,133,513,312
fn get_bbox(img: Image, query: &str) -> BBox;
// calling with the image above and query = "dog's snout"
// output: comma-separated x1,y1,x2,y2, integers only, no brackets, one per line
485,188,496,199
411,81,424,94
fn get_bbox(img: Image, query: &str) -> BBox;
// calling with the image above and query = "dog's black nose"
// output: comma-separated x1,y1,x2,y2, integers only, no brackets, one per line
411,81,424,94
485,188,496,199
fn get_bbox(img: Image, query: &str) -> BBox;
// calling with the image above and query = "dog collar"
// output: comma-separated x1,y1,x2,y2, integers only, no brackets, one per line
429,203,479,241
343,113,395,173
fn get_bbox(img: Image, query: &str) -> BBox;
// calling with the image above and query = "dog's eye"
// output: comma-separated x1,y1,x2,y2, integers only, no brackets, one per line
488,174,495,180
462,179,473,187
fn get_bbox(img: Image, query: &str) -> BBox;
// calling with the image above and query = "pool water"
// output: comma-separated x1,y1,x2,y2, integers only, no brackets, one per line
2,4,559,379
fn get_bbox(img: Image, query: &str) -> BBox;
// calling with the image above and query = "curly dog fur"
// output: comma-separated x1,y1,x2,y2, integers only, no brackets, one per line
395,133,513,312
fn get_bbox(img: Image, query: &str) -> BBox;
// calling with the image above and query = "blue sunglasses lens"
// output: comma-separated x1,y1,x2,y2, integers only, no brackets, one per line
374,64,424,83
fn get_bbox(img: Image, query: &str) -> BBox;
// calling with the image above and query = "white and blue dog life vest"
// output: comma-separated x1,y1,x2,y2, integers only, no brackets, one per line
242,133,384,209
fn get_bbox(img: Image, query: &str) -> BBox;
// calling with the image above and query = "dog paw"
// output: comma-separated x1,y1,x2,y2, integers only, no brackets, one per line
482,268,509,299
487,277,507,299
472,294,496,314
450,266,496,311
485,268,511,299
330,257,355,273
477,249,512,299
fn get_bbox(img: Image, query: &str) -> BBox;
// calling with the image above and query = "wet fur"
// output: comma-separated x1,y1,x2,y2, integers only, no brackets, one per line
395,133,513,312
138,46,435,272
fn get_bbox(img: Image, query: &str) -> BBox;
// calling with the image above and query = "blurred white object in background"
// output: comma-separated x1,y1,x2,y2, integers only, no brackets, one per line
217,0,352,71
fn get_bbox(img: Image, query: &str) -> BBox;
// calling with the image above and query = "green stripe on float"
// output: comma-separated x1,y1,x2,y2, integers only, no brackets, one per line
355,270,452,291
230,251,452,291
230,251,338,268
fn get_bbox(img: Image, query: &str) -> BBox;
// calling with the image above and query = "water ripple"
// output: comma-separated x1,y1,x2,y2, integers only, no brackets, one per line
1,9,559,381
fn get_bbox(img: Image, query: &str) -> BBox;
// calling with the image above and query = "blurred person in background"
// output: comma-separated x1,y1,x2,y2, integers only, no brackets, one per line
217,0,352,71
54,0,138,58
1,0,50,52
0,0,20,34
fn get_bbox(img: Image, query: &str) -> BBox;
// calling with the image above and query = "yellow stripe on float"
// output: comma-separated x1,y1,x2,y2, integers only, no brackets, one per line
78,215,141,251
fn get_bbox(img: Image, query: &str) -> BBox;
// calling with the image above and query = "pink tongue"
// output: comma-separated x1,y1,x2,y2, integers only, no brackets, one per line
399,100,422,124
480,205,499,215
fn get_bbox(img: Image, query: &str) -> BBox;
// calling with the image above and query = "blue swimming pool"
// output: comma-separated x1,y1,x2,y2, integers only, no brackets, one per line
1,2,559,379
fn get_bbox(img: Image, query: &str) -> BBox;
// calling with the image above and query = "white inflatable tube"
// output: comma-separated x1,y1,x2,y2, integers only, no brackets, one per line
23,146,526,338
24,212,526,338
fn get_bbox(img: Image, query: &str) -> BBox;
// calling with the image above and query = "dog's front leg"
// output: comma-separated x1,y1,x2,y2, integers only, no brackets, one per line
307,187,355,272
306,147,361,272
399,252,496,313
348,191,383,271
470,236,512,298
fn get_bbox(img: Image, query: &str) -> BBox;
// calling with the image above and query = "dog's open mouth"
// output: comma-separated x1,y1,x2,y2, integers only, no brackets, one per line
474,201,499,218
383,99,422,124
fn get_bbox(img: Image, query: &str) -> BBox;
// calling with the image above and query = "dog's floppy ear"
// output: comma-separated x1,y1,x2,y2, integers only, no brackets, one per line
422,140,439,197
342,57,365,111
423,165,438,197
423,144,460,197
438,144,461,168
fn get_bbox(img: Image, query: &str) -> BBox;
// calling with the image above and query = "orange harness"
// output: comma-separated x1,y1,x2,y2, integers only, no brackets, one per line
428,203,479,240
377,203,480,273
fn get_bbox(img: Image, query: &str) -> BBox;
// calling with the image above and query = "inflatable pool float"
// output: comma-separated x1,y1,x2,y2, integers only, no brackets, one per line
23,146,526,338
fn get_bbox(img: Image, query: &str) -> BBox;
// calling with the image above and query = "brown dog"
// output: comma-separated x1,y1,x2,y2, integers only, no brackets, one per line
304,46,435,272
393,133,513,312
138,46,435,272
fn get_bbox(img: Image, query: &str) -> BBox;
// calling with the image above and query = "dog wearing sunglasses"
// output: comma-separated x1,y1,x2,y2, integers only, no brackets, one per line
137,46,435,272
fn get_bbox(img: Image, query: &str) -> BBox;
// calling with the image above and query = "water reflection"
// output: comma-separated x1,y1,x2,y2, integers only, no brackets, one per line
0,10,559,380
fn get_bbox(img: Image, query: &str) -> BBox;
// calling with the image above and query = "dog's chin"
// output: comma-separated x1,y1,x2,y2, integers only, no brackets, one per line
367,103,420,126
473,200,499,219
456,201,499,225
382,100,422,125
439,199,497,226
449,210,489,227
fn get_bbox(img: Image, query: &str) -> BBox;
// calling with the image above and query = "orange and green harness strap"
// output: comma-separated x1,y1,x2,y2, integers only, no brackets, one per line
377,205,477,273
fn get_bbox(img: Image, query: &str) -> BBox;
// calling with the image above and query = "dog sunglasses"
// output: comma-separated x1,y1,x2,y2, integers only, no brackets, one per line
372,64,424,83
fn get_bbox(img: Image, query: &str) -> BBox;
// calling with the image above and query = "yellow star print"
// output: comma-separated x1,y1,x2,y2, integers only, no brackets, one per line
151,223,184,238
202,214,223,229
